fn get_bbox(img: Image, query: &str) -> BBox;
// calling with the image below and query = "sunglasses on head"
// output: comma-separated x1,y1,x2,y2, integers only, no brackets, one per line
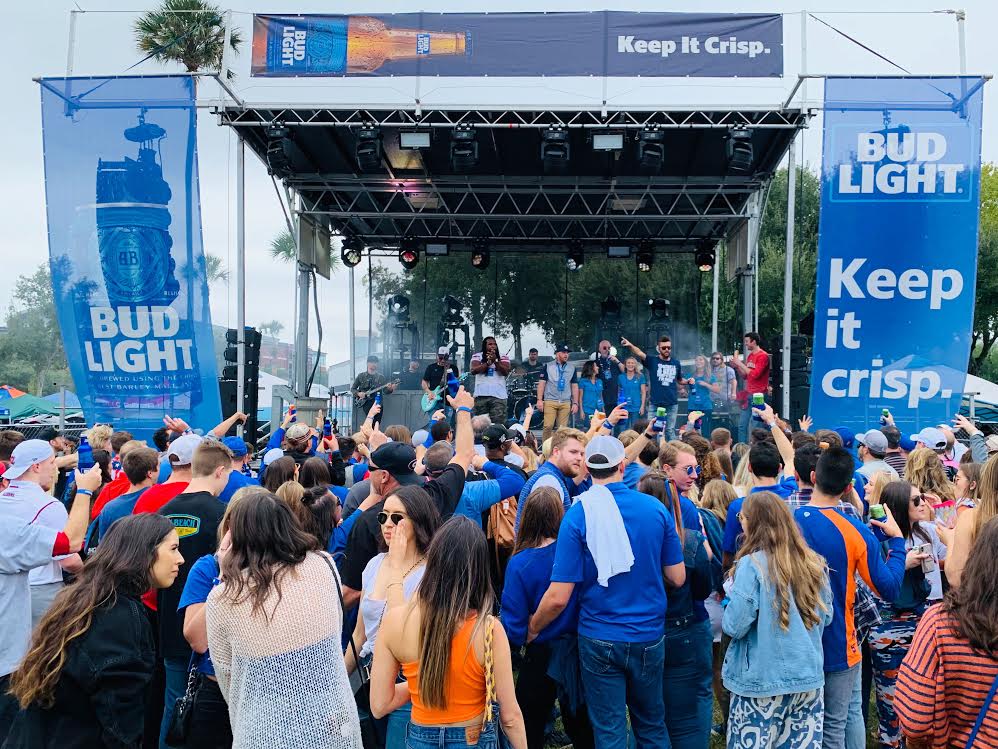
377,511,406,526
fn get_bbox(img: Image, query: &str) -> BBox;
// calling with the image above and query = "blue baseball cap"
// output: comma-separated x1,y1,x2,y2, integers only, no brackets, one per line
221,436,248,457
833,427,855,449
899,434,918,452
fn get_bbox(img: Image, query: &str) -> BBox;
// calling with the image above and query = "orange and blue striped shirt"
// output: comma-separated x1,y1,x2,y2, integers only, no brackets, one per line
795,506,905,671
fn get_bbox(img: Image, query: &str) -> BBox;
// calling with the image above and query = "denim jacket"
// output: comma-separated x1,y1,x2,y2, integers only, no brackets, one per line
721,551,833,698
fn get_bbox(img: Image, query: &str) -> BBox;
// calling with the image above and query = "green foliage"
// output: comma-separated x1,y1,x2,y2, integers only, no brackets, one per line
203,253,229,284
269,230,341,275
134,0,242,73
970,164,998,375
0,265,70,394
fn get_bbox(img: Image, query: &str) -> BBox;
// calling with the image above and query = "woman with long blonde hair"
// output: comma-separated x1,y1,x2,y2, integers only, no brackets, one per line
904,448,956,503
722,491,832,749
731,450,754,498
865,470,900,509
945,457,998,586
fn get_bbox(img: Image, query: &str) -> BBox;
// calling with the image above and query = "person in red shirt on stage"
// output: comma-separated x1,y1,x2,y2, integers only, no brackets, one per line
730,331,771,444
132,434,201,515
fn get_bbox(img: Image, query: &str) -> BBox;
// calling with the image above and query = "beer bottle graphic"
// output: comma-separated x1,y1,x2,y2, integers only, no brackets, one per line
254,14,471,76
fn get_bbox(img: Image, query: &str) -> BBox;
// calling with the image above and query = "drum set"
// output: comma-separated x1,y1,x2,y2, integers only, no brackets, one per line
505,375,543,429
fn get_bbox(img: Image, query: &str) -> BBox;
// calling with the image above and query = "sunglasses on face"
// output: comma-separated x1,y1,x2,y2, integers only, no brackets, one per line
377,511,407,526
686,464,701,477
911,495,922,507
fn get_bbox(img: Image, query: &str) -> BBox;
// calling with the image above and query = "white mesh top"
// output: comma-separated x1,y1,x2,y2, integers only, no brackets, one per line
207,552,363,748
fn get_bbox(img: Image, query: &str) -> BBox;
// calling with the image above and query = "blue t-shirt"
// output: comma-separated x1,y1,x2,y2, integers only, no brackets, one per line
622,461,649,490
578,379,604,415
617,372,645,412
97,488,148,541
686,375,714,412
551,482,684,642
177,554,219,676
218,469,257,503
641,355,683,407
722,480,799,554
501,543,578,646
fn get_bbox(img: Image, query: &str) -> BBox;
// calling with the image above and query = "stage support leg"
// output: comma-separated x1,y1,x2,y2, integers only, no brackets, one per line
782,139,798,419
235,138,246,437
711,250,719,353
294,264,311,398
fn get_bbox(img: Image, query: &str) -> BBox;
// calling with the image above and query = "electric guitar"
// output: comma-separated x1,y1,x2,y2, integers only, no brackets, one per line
420,373,471,414
353,379,400,409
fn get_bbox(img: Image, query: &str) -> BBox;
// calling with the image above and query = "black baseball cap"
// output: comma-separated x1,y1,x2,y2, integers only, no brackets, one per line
556,343,570,353
37,427,61,442
367,355,379,363
369,442,423,486
481,424,509,448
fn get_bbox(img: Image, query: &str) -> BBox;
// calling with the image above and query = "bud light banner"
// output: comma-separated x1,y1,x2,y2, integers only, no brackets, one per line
251,12,782,78
808,77,985,433
39,75,221,438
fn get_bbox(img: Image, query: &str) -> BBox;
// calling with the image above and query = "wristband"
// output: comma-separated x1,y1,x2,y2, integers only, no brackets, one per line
457,406,473,415
76,489,94,497
602,420,613,431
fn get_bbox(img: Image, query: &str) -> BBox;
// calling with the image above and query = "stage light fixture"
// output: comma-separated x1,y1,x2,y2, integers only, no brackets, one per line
726,127,754,174
340,237,363,268
471,239,490,270
400,130,431,150
355,125,382,172
398,237,420,270
388,294,411,321
566,239,584,271
607,243,632,259
695,239,716,272
425,243,449,256
265,123,292,177
648,297,671,320
542,127,571,174
636,242,654,273
638,128,665,173
600,296,622,318
450,126,479,172
593,131,624,151
443,294,465,325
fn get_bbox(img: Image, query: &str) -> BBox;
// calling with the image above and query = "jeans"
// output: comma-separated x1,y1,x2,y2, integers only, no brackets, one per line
845,663,866,749
578,634,667,749
185,676,233,749
474,396,507,427
822,665,859,749
738,406,752,444
515,641,594,749
160,656,190,749
651,404,679,441
662,617,713,749
405,721,497,748
541,401,572,442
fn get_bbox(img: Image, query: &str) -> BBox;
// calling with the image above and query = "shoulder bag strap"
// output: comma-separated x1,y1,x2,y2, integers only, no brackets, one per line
966,669,998,749
321,552,363,669
482,615,497,727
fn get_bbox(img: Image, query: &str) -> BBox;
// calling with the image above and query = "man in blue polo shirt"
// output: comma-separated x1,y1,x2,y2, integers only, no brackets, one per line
528,436,685,749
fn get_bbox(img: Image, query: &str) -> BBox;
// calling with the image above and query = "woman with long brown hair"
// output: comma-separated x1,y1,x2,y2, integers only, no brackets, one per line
722,491,832,748
905,447,956,503
5,513,182,748
500,487,594,749
205,491,362,748
370,516,527,748
896,517,998,747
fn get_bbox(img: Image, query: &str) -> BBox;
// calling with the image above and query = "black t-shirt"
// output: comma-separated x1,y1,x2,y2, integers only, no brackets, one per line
158,490,225,659
399,370,423,389
340,464,467,590
422,362,459,390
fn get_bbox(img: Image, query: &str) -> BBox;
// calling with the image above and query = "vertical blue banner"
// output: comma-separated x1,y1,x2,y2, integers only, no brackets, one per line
39,76,221,439
809,77,985,433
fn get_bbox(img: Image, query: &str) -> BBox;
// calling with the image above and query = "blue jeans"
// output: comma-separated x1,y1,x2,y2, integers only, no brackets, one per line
738,405,752,444
663,618,713,749
578,634,667,749
845,662,866,749
160,655,190,748
405,720,497,748
822,665,859,749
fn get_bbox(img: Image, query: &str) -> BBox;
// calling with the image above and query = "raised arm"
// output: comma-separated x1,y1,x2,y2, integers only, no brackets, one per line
620,337,646,361
758,404,795,474
447,387,476,471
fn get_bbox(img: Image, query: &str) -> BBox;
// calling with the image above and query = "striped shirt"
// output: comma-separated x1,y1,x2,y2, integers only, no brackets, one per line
896,604,998,748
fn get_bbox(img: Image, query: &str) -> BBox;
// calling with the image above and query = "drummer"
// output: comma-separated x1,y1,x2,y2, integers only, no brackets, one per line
594,339,626,411
470,336,511,425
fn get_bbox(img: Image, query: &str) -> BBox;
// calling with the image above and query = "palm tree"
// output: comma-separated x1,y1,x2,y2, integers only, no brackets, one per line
269,229,342,274
204,253,229,284
134,0,242,73
259,320,284,340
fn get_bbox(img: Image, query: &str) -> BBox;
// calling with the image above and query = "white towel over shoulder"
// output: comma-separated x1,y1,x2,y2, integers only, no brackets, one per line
576,484,634,586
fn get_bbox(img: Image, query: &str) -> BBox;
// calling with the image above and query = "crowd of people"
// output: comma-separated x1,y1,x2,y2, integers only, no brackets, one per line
1,339,998,749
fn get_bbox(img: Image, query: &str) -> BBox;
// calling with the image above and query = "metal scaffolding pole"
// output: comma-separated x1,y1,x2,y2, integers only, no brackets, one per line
782,139,798,418
235,139,246,437
711,251,719,352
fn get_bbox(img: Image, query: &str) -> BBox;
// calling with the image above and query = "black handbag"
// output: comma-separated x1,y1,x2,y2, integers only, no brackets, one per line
164,656,202,747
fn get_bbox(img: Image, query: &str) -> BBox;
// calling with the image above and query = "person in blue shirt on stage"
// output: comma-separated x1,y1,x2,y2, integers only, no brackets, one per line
528,436,686,749
616,357,647,432
93,448,161,542
576,361,605,428
686,355,716,436
501,486,594,749
621,335,687,440
217,437,257,503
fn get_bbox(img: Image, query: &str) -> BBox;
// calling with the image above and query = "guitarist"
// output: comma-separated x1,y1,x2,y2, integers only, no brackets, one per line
351,355,395,426
421,347,461,415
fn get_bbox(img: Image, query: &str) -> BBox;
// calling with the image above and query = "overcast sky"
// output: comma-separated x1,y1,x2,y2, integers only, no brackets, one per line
1,0,994,380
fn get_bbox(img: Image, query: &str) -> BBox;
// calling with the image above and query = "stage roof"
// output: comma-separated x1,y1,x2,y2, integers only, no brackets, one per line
217,104,809,252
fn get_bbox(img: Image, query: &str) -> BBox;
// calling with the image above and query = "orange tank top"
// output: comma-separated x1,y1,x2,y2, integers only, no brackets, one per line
401,615,487,725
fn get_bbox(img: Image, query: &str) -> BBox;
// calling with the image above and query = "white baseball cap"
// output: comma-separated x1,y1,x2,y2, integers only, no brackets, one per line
167,434,202,465
585,435,626,469
3,439,55,480
913,427,948,451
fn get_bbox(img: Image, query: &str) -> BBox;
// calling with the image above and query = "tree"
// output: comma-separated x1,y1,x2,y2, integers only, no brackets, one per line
0,265,71,394
259,320,284,340
269,229,341,275
203,253,229,284
970,164,998,375
134,0,242,74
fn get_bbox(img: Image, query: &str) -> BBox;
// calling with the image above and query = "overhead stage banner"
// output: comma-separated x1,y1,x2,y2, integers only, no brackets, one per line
251,12,782,78
808,77,985,434
38,75,221,439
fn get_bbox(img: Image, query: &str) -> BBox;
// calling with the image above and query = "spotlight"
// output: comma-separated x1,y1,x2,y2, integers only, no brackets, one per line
450,126,479,172
695,239,716,272
265,123,292,178
726,127,754,174
471,238,490,270
341,237,363,268
355,125,382,172
600,296,622,318
388,294,411,321
542,127,570,175
636,241,654,273
443,294,464,325
566,239,584,271
398,237,420,270
648,297,671,320
638,127,665,173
